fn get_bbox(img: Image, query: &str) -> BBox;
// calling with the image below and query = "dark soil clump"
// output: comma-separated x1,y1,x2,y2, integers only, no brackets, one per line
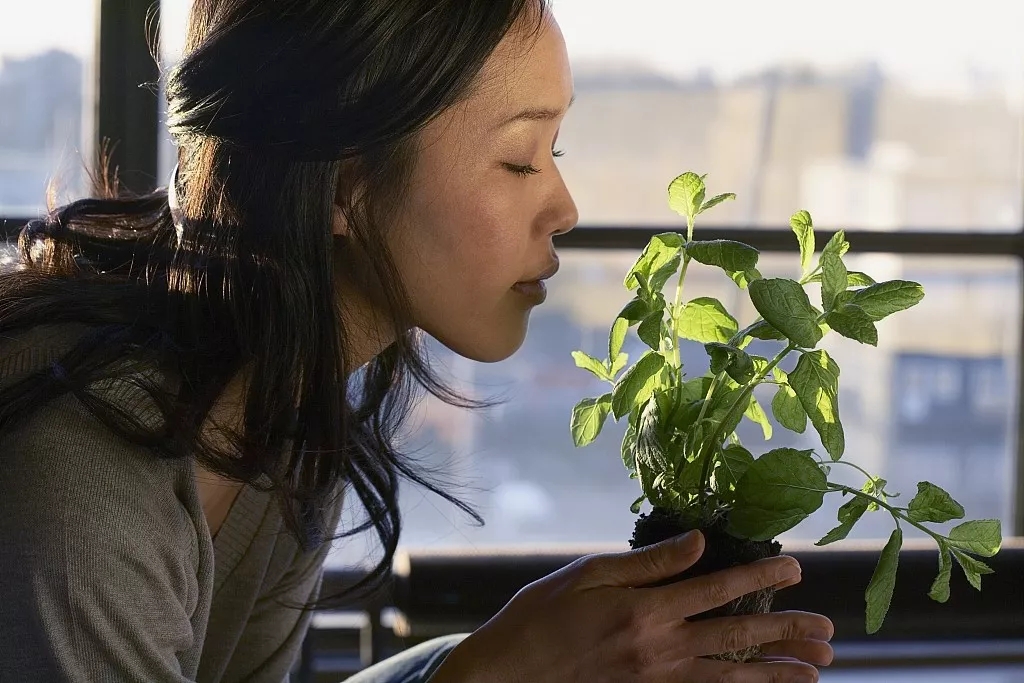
629,507,783,662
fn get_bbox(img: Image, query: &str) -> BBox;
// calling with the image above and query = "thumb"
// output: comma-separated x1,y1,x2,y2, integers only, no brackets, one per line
582,529,705,588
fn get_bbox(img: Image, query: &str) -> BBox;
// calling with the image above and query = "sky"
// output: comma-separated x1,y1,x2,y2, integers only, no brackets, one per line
2,0,1023,91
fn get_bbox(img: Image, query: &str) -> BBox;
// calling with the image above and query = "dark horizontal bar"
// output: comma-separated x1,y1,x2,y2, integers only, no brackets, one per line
384,544,1024,643
555,226,1024,257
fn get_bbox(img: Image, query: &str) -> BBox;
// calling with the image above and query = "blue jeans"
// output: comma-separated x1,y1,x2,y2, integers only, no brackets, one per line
343,634,468,683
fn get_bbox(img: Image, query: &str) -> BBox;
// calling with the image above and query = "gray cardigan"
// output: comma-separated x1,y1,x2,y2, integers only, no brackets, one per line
0,324,342,682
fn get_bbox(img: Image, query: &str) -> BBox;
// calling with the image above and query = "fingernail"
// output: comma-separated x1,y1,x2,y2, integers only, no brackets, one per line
775,559,801,582
677,530,701,543
808,628,832,641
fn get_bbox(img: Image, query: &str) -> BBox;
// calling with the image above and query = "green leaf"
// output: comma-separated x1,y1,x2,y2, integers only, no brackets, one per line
790,210,815,274
865,528,903,634
928,545,953,603
744,319,786,341
637,397,671,472
676,297,739,344
771,369,807,433
826,304,879,346
906,482,966,524
571,394,613,447
806,270,876,287
848,280,925,321
748,279,823,348
609,318,629,361
951,549,994,591
572,351,609,381
727,448,827,541
820,230,849,311
704,384,746,440
609,352,629,377
816,495,871,546
618,298,651,324
638,312,664,350
686,240,760,274
611,351,668,419
621,423,638,476
713,444,755,496
700,192,737,214
862,476,888,511
847,271,876,287
744,394,773,440
668,172,706,222
789,349,844,460
947,520,1002,557
728,267,762,289
678,377,708,403
705,343,755,384
651,255,683,293
624,233,684,292
630,494,646,514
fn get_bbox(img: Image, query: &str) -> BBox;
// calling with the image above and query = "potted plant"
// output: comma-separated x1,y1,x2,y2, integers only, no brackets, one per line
569,171,1002,659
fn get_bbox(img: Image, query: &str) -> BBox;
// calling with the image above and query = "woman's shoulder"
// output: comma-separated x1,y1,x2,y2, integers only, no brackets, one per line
0,322,201,551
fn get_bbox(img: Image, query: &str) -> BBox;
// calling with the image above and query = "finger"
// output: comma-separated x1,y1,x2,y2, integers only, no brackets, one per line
649,555,801,617
679,611,833,659
759,639,834,667
577,530,705,588
685,656,821,682
773,571,803,590
757,656,803,663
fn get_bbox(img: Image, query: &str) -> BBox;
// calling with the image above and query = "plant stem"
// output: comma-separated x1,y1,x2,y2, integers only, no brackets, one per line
671,255,692,369
690,371,724,441
800,265,823,285
819,458,890,493
671,218,696,369
696,340,799,511
828,483,942,542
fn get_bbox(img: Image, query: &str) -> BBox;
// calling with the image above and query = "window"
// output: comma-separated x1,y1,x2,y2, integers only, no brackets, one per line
554,0,1024,230
328,253,1020,568
0,0,98,216
157,0,190,183
321,2,1024,567
32,0,1016,568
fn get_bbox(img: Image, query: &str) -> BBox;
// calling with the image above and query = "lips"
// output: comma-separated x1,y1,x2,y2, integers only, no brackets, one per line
512,259,559,304
518,259,560,286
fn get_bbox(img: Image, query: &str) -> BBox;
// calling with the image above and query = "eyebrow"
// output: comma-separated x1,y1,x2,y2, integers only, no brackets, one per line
496,93,576,129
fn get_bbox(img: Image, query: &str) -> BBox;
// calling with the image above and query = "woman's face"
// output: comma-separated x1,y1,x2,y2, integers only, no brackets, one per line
384,12,578,363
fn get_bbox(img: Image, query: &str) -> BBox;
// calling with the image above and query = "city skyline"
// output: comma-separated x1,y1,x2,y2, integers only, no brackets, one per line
4,0,1024,97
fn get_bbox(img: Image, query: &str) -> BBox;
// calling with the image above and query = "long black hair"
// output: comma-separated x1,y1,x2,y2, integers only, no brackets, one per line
0,0,549,600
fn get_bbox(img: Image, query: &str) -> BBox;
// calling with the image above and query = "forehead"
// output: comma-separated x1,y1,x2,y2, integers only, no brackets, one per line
457,13,573,126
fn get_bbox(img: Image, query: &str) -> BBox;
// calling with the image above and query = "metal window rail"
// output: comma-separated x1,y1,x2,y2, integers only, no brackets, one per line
305,542,1024,681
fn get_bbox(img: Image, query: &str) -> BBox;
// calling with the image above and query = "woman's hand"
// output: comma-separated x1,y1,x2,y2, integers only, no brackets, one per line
431,530,833,683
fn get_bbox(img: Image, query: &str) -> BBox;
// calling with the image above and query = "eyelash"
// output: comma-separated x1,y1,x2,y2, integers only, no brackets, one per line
506,149,565,177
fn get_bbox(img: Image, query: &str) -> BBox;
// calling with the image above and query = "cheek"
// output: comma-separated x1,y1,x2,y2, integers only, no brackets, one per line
408,195,524,308
394,195,534,359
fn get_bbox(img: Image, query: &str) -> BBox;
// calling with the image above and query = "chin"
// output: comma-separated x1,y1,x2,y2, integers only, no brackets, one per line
431,312,531,364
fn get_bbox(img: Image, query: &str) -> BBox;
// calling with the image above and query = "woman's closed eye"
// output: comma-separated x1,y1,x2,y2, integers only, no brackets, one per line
505,148,565,177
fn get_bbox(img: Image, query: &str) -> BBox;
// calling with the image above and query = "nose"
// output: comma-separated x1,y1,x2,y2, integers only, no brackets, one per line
548,177,579,238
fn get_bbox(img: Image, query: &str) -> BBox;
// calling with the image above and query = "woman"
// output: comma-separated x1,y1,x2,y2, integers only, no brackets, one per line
0,1,834,681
